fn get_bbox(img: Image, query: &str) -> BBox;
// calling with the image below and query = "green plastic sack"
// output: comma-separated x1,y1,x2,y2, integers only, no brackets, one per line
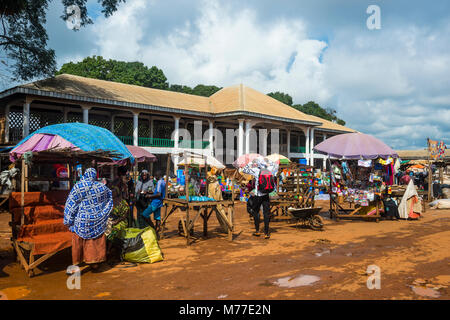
121,227,163,263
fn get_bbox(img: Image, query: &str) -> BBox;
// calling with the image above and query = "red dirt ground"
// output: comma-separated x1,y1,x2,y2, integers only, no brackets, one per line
0,201,449,300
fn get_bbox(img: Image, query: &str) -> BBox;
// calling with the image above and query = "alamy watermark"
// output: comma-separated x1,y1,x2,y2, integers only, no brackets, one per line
66,265,81,290
366,5,381,30
66,5,81,30
366,265,381,289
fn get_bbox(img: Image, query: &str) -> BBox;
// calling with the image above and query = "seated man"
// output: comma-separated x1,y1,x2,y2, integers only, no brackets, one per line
141,170,165,232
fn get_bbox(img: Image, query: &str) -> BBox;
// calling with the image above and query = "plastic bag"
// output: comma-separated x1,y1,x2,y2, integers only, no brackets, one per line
121,227,163,263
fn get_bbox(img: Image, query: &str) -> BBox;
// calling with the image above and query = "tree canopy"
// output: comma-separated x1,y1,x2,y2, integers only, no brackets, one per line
57,55,222,96
267,91,293,106
293,101,346,126
0,0,125,81
57,56,169,89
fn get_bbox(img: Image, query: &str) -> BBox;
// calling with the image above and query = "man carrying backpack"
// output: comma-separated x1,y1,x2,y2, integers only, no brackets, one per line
243,157,278,239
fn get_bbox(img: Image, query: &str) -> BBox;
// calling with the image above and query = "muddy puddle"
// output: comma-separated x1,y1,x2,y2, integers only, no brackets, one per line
273,275,321,288
411,286,441,298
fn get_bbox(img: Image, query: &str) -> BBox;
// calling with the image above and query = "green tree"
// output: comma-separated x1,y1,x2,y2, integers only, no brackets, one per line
0,0,125,81
169,84,193,94
267,91,293,106
57,56,169,89
191,84,222,97
293,101,346,126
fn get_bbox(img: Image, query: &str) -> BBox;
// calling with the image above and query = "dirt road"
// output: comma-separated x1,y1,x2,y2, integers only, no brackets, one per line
0,201,449,300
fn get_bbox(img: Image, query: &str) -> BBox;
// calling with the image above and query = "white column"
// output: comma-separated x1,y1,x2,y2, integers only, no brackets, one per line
23,100,30,138
238,119,244,157
305,127,310,165
259,129,268,156
287,129,291,158
110,114,115,133
82,106,90,124
5,104,10,143
245,120,252,154
173,116,180,173
310,128,315,167
133,112,139,146
208,120,214,156
150,116,154,139
322,133,327,169
174,116,180,149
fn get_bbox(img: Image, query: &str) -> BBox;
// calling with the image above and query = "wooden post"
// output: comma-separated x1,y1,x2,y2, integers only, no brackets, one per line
428,160,432,201
21,159,25,226
327,157,333,219
160,153,172,239
24,161,28,193
184,153,190,245
227,205,233,241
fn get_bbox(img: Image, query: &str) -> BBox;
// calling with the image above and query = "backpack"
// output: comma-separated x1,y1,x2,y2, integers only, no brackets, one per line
258,169,275,194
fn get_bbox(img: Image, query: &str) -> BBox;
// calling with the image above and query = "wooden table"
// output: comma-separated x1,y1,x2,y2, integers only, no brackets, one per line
160,198,235,245
329,194,381,222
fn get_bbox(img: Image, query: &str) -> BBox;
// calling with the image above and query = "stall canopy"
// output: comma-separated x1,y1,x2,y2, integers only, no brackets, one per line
126,145,157,163
313,132,398,160
9,123,134,163
177,153,225,169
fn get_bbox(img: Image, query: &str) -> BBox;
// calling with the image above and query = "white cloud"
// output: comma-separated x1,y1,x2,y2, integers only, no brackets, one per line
87,0,449,149
92,0,330,103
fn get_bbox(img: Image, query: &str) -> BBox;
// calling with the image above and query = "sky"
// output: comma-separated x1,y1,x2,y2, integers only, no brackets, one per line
3,0,450,150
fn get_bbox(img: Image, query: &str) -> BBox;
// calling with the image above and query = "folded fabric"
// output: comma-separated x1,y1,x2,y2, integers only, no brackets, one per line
178,196,216,202
358,160,372,167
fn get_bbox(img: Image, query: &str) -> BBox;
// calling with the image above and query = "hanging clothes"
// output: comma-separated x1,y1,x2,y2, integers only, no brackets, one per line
358,159,372,167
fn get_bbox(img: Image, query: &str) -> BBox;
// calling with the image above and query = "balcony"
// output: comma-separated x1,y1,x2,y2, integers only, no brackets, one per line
117,136,210,149
290,146,306,153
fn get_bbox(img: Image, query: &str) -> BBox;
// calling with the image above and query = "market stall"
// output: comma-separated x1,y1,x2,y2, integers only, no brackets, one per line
271,162,318,217
159,151,235,245
10,149,123,277
8,123,134,276
314,132,399,222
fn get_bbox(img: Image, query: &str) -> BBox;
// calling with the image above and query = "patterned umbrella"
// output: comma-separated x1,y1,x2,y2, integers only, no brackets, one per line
232,153,263,168
267,153,291,165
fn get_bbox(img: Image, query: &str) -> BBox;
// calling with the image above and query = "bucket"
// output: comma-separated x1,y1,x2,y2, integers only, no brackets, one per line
299,158,307,165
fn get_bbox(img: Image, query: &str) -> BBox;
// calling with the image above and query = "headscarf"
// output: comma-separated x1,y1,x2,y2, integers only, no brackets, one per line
64,168,113,239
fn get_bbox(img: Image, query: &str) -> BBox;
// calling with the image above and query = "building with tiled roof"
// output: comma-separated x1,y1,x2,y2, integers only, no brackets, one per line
0,74,355,170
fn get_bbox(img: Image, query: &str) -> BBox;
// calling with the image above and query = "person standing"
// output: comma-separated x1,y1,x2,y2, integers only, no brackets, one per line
141,170,166,233
243,158,278,239
64,168,113,272
207,167,229,233
134,169,154,228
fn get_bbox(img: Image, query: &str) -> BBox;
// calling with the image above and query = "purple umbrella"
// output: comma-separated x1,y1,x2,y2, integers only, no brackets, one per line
313,132,398,160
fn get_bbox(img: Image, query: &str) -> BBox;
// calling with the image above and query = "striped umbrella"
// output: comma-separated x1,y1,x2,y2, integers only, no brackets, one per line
267,153,291,165
232,153,263,168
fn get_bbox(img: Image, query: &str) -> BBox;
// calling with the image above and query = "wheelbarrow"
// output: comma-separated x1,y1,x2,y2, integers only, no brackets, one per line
288,207,324,231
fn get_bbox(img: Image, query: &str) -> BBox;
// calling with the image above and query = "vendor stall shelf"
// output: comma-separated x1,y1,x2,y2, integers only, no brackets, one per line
10,148,120,277
159,152,235,245
271,163,317,217
328,159,383,222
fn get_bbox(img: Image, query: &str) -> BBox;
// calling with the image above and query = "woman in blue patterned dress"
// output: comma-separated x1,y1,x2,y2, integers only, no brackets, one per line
64,168,113,271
